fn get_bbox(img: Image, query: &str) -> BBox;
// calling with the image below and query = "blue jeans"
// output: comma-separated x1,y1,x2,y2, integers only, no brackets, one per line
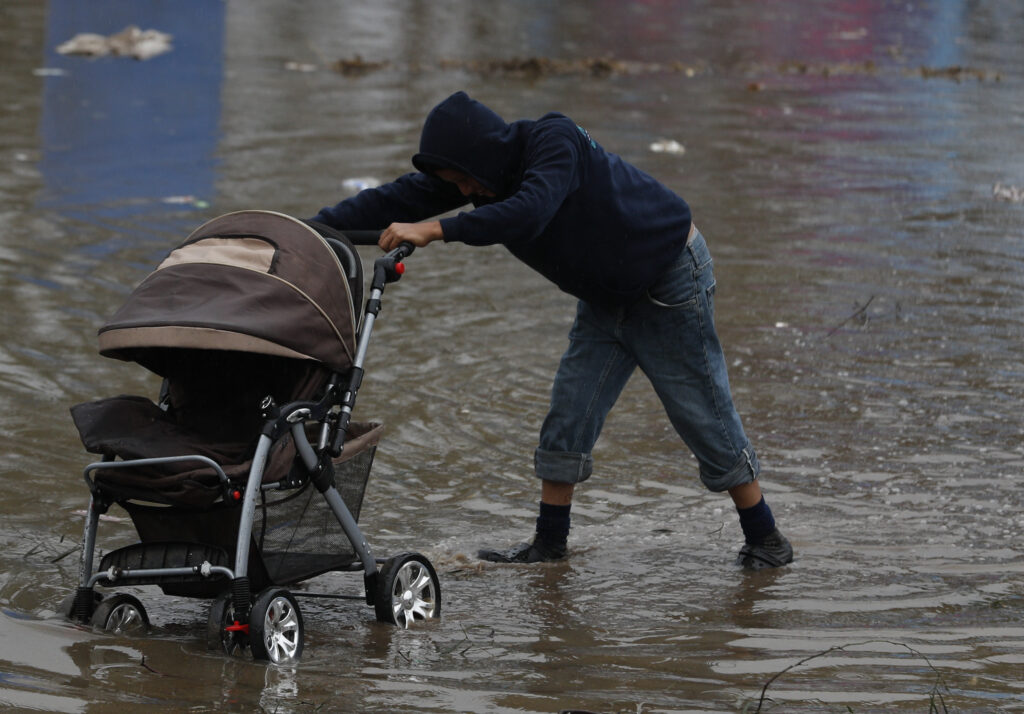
534,230,759,492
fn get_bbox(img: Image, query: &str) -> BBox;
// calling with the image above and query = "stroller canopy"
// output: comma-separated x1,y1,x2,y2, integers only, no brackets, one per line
98,211,358,374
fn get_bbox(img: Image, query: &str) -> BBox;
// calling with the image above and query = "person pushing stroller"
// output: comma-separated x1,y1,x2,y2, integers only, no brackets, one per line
311,91,793,569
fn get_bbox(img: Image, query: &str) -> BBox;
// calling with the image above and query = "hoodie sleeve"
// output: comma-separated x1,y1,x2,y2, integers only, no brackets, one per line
311,171,468,230
439,125,581,247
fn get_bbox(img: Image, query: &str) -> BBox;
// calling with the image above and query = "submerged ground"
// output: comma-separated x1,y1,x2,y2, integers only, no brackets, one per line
1,1,1023,711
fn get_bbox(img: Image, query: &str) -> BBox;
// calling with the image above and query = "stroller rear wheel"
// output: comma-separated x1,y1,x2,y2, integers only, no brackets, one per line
90,593,150,635
207,589,248,656
249,587,304,663
375,553,441,628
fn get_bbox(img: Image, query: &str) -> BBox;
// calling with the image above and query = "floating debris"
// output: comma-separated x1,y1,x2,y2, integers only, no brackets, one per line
439,56,703,78
993,183,1024,204
742,59,1002,86
56,26,173,61
917,65,1000,82
73,509,128,523
316,53,1004,86
162,195,210,208
324,55,705,79
341,177,381,193
284,61,318,73
331,55,389,76
649,139,685,155
32,67,67,77
56,33,110,57
836,28,869,41
777,60,878,77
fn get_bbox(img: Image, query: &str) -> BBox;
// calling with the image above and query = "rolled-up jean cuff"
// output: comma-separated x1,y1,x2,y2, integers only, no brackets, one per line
699,446,760,492
534,448,594,484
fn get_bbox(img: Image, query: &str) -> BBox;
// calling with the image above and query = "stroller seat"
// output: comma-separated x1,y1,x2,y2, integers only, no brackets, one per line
72,347,385,593
72,349,325,508
72,394,278,508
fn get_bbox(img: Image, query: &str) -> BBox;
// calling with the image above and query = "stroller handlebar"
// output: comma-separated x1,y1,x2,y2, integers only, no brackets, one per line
342,230,416,261
339,230,382,246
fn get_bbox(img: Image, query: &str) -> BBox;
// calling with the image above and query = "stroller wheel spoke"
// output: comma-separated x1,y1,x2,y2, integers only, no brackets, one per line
410,568,433,594
408,597,433,621
391,600,407,626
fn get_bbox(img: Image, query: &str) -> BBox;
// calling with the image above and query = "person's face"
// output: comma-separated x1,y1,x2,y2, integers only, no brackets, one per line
435,168,496,198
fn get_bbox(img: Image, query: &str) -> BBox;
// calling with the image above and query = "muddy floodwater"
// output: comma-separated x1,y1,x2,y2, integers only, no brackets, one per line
2,1,1024,711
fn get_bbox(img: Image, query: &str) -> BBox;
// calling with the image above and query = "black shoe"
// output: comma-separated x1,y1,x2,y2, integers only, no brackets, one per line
478,538,567,563
736,528,793,570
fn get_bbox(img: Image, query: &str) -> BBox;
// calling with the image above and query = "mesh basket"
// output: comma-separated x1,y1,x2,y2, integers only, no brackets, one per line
118,421,383,594
254,422,382,584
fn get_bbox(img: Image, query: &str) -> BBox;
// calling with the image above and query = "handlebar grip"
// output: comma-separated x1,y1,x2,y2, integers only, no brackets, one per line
393,242,416,259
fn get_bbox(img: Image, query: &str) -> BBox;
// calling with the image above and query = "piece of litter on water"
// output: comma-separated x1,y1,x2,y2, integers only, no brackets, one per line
649,139,686,155
72,509,127,523
56,26,173,61
284,61,318,73
342,177,381,193
56,33,109,57
33,67,67,77
161,195,210,208
775,321,789,328
837,28,869,41
993,183,1024,203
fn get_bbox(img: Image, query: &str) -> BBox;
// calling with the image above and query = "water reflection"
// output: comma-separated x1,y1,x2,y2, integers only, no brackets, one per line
38,0,224,223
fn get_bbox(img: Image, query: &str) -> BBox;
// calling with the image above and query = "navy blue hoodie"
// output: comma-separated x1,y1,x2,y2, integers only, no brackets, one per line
313,91,692,305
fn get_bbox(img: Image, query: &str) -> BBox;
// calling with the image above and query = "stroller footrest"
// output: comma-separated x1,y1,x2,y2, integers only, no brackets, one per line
98,541,230,586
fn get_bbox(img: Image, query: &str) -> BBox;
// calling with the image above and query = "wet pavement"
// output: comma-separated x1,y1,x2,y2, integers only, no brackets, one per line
2,0,1023,711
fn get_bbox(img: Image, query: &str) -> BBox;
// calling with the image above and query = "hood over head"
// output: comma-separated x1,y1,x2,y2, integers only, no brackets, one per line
412,91,518,196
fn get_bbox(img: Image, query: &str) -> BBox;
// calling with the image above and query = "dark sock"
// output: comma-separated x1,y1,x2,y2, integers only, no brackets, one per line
535,502,571,548
736,496,776,545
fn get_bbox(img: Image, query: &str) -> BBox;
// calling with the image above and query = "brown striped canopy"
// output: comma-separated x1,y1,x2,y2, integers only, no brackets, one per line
98,210,356,374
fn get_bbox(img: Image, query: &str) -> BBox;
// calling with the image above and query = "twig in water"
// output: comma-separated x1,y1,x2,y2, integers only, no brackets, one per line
826,295,876,337
50,545,80,563
140,655,166,676
751,639,951,712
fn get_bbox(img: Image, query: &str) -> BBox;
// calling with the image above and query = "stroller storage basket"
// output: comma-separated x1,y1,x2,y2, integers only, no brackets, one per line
92,421,383,596
255,421,381,585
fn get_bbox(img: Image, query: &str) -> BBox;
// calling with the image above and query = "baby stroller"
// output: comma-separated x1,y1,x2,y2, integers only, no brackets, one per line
65,210,440,663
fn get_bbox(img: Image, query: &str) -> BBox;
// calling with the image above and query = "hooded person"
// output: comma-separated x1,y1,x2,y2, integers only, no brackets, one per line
311,91,793,569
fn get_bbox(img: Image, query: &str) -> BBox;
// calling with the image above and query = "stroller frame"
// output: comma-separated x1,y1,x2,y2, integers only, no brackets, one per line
68,217,439,662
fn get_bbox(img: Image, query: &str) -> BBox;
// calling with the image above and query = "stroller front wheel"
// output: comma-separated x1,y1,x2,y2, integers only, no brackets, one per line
249,587,304,664
90,593,150,635
375,553,441,628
